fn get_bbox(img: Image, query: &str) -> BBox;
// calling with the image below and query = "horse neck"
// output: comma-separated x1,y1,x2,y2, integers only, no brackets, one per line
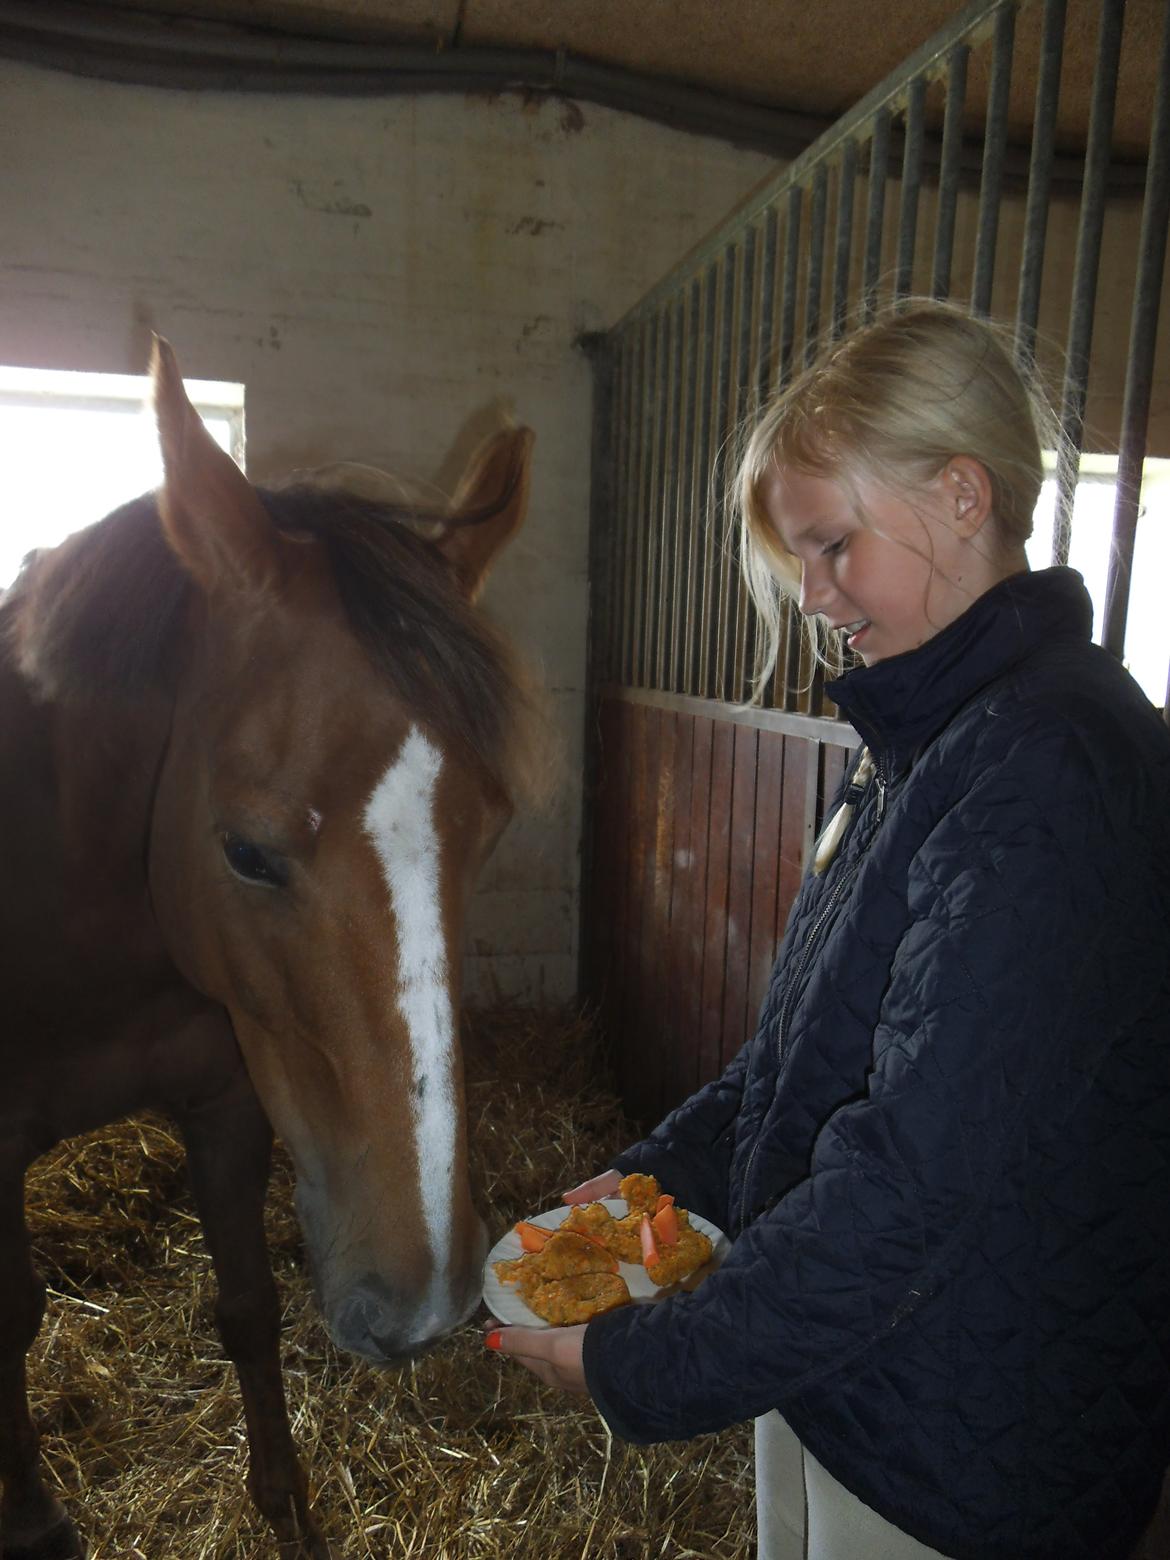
60,692,174,905
0,637,175,964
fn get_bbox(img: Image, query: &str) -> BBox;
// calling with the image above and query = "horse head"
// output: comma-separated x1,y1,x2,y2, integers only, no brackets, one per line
145,342,534,1361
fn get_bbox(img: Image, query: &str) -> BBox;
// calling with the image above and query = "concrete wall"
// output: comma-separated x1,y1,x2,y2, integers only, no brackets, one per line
0,60,774,1005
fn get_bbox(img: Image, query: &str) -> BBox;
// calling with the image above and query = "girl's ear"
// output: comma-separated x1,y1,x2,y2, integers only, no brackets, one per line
943,456,995,538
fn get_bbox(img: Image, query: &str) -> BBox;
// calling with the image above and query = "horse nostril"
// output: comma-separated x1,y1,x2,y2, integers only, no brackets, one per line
326,1277,454,1364
369,1330,435,1365
324,1248,490,1363
327,1279,401,1362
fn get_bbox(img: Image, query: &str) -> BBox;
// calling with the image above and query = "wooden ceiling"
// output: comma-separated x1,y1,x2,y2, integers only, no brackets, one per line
7,0,1164,158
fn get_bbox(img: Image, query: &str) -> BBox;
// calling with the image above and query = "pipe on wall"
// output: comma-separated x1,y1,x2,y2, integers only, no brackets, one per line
0,0,827,159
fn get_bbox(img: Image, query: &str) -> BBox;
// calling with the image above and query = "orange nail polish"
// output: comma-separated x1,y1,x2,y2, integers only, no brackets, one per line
485,1330,502,1351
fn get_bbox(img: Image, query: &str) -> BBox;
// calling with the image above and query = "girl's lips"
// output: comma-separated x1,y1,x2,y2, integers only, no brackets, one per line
846,621,871,651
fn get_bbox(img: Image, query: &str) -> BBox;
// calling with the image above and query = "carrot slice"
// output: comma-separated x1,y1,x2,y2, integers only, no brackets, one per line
516,1221,552,1252
574,1230,613,1254
655,1193,675,1213
640,1213,660,1267
539,1231,620,1275
651,1203,680,1246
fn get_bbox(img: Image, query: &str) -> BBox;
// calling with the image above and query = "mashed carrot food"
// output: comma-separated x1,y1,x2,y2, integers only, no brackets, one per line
492,1174,714,1324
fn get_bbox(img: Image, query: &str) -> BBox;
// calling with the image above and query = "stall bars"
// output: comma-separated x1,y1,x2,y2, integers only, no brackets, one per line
581,0,1170,1125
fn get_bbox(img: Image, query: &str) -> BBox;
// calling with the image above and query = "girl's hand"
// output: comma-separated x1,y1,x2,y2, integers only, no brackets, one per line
481,1170,619,1397
485,1323,589,1394
562,1169,622,1205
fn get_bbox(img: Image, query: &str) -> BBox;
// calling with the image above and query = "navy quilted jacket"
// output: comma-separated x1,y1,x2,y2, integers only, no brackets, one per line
583,568,1170,1560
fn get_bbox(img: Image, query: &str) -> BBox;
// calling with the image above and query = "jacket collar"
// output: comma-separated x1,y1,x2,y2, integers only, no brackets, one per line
826,567,1092,774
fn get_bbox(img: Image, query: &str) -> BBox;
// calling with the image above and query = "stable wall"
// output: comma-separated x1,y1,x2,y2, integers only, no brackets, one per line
0,60,774,1005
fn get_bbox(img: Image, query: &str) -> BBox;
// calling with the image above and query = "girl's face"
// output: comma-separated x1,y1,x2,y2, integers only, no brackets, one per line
761,459,1002,666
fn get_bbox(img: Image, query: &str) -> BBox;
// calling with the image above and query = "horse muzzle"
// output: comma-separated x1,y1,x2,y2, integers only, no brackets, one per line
294,1179,490,1361
323,1253,487,1363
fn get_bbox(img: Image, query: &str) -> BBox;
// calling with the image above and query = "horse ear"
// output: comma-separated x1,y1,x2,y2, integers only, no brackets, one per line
439,427,534,600
151,337,281,596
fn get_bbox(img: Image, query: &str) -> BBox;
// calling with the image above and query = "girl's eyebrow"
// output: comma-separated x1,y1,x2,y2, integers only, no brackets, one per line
785,519,836,546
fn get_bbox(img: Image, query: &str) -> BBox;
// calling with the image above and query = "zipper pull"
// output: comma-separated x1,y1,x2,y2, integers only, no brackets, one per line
876,772,887,821
813,747,875,876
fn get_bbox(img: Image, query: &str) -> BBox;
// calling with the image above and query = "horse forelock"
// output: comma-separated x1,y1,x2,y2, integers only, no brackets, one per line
5,485,543,806
258,482,542,805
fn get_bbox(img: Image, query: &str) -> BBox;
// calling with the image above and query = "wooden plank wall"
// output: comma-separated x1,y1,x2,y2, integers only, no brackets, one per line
585,692,854,1129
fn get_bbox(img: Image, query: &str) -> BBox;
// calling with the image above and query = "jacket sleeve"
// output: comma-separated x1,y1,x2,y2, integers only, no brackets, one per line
610,1044,750,1227
584,719,1161,1443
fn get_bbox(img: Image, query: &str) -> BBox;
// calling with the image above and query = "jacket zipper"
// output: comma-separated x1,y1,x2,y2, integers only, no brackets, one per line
736,762,887,1235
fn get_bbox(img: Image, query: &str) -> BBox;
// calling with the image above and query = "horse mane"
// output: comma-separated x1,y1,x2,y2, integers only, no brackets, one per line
7,485,543,803
6,496,191,699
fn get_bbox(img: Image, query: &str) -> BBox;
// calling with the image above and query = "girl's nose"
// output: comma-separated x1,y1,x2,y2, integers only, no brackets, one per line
798,561,833,617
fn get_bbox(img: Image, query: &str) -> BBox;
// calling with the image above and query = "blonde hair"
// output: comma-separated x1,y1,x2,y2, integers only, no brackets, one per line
735,301,1058,697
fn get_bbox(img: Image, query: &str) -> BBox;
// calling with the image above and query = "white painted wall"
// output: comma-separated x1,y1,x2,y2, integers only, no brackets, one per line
0,60,774,1005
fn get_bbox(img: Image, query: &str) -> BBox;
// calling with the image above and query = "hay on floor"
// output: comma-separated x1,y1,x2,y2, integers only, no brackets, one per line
24,1008,754,1558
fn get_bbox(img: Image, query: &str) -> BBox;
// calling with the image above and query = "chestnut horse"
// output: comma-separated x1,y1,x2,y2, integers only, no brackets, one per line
0,343,536,1559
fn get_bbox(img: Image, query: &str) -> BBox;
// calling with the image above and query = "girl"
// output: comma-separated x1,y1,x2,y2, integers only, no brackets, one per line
487,303,1170,1560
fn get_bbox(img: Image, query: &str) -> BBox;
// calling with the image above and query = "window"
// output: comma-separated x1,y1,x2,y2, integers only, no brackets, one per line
1029,453,1169,708
0,365,244,589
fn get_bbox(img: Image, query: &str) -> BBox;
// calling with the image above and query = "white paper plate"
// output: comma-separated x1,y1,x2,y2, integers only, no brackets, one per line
482,1197,730,1328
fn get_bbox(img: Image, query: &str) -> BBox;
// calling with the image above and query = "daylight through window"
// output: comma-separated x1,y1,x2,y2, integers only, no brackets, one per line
0,365,244,588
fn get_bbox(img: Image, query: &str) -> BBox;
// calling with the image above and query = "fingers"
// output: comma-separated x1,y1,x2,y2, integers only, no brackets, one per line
486,1323,545,1357
485,1323,590,1395
561,1168,623,1205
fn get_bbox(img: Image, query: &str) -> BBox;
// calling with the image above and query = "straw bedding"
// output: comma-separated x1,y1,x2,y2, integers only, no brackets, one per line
24,1008,754,1559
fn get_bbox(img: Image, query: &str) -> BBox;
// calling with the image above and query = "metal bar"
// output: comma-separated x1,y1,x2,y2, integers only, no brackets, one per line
668,282,699,690
804,164,830,365
831,138,858,339
862,106,892,321
971,3,1015,315
641,305,672,684
708,288,734,701
781,600,804,712
685,268,718,696
577,334,616,996
627,312,655,683
610,0,1015,330
751,212,780,702
697,252,733,697
809,658,826,718
779,185,803,385
755,205,780,406
1015,0,1066,361
1053,0,1124,564
618,319,647,682
729,226,759,701
603,331,631,682
736,224,759,417
895,73,927,304
655,296,684,690
1101,0,1170,664
628,313,659,681
713,239,748,699
613,327,632,682
931,42,969,300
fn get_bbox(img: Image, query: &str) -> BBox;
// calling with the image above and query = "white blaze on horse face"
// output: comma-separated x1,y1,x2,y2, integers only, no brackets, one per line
362,726,455,1332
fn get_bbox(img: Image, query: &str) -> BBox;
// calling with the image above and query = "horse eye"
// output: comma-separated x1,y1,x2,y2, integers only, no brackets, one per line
222,833,288,889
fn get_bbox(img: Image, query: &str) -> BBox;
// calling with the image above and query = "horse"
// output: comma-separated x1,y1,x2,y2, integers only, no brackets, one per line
0,340,538,1560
